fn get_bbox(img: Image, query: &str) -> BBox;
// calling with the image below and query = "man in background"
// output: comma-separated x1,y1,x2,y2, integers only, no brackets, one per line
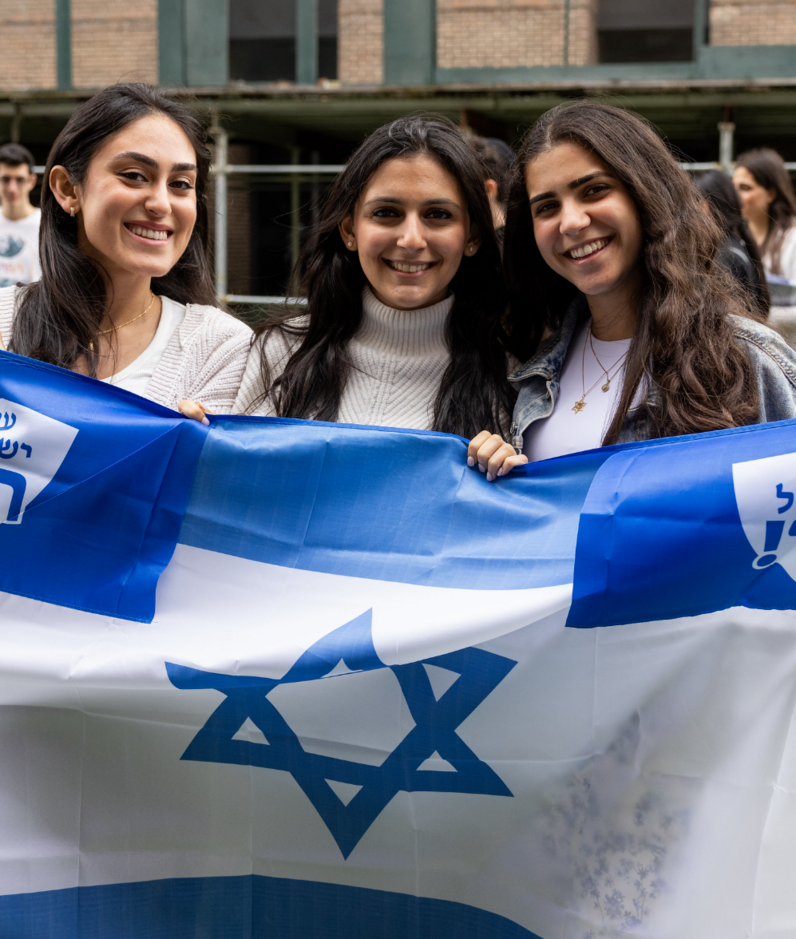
0,143,40,286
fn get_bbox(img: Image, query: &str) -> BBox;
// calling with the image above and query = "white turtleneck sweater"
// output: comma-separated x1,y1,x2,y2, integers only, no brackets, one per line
233,288,454,429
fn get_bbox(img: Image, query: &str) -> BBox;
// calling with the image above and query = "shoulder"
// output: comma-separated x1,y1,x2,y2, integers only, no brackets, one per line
178,301,253,345
730,313,796,384
235,313,309,415
252,313,309,364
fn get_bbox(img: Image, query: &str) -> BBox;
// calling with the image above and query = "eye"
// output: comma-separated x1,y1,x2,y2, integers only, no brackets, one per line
371,207,400,218
584,183,610,197
171,179,194,191
119,170,147,183
425,208,453,220
533,200,557,216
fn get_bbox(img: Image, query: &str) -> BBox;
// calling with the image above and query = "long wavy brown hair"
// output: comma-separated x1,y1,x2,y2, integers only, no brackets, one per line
503,101,760,446
735,147,796,276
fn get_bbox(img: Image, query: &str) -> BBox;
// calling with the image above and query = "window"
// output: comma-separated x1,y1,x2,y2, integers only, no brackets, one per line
229,0,338,84
598,0,696,64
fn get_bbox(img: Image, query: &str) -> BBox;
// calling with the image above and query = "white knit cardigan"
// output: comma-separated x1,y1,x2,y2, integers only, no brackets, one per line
0,285,252,413
234,288,454,429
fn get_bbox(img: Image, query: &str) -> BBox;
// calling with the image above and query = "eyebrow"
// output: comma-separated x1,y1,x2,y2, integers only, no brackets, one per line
363,196,461,208
113,151,197,173
528,171,614,206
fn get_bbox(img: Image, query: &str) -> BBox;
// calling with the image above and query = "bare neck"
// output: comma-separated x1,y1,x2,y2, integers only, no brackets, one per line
747,215,770,248
586,289,638,342
1,200,36,222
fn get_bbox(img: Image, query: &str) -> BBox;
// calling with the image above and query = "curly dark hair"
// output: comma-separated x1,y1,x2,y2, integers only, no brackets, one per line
252,114,514,437
503,100,760,446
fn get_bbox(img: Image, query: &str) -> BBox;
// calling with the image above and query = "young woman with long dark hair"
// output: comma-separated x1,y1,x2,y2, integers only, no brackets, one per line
695,169,770,317
0,83,250,414
469,102,796,478
221,116,513,437
734,148,796,344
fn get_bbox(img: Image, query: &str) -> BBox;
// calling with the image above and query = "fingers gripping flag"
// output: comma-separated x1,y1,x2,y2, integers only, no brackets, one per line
2,349,796,937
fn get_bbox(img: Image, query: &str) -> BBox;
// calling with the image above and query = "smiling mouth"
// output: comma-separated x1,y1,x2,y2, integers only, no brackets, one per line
564,237,612,260
383,259,437,273
126,224,172,242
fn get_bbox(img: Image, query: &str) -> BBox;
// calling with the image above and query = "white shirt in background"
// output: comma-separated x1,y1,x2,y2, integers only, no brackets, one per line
101,297,185,397
0,209,40,286
523,319,633,462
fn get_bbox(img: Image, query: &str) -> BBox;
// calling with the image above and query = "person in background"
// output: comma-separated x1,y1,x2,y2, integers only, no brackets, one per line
0,143,41,286
0,84,251,413
184,116,514,436
467,102,796,479
734,148,796,344
466,136,515,245
695,170,770,318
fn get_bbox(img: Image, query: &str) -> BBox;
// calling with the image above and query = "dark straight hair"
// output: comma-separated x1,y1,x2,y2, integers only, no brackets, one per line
695,169,770,316
11,83,216,373
503,101,759,446
735,147,796,275
253,114,514,438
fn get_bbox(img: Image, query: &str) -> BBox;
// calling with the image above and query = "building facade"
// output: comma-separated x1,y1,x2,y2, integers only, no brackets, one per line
1,0,796,299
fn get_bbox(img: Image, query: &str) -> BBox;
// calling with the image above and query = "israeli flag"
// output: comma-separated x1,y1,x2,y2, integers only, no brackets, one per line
1,350,796,938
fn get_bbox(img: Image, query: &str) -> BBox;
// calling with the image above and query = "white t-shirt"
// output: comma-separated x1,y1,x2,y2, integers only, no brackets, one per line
523,319,633,462
101,296,185,397
0,209,40,286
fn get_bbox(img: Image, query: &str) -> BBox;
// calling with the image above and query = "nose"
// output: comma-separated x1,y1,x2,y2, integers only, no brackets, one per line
396,212,427,252
144,178,171,217
559,197,590,237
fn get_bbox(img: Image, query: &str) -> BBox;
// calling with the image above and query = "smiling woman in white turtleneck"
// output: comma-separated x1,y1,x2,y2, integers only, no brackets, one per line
235,286,453,427
182,116,515,436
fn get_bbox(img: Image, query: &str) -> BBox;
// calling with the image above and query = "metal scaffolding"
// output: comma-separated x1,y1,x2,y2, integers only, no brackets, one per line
130,122,796,307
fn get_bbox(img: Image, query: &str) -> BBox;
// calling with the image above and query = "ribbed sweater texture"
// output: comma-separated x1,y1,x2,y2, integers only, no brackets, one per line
234,288,454,429
0,285,252,413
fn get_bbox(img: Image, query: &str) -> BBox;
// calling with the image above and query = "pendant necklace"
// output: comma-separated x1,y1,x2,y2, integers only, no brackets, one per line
572,325,631,414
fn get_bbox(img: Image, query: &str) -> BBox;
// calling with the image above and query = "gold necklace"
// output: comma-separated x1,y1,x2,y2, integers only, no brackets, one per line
572,326,630,413
89,292,156,353
99,291,157,335
588,328,630,394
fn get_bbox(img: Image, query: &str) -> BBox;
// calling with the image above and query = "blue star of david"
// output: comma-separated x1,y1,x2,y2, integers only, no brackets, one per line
166,609,516,858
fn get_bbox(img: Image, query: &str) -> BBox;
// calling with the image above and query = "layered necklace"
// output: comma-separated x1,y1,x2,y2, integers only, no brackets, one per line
571,327,630,414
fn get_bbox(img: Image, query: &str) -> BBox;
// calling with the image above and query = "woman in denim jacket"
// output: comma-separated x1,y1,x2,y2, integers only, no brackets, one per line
469,102,796,480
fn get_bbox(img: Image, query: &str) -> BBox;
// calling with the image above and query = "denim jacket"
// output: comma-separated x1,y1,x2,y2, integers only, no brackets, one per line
507,296,796,451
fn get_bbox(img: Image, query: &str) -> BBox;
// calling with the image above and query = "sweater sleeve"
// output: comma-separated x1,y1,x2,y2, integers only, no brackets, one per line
0,285,17,349
146,303,253,413
233,317,309,415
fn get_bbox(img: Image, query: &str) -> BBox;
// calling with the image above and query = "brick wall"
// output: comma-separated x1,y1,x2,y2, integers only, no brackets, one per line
0,0,57,90
437,0,597,69
710,0,796,45
338,0,383,84
72,0,158,88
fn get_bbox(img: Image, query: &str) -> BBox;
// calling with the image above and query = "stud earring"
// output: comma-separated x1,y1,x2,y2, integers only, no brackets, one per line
348,241,353,247
70,207,75,217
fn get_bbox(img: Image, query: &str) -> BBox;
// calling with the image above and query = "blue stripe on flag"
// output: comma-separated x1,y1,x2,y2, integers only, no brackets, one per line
178,416,611,590
0,351,206,622
568,417,796,626
0,876,543,939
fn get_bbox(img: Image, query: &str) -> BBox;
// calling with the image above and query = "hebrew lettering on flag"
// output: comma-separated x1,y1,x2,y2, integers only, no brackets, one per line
0,397,77,524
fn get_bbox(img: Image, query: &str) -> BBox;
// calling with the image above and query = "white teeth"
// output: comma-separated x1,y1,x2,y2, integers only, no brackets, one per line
569,238,608,259
130,226,169,241
388,261,432,273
